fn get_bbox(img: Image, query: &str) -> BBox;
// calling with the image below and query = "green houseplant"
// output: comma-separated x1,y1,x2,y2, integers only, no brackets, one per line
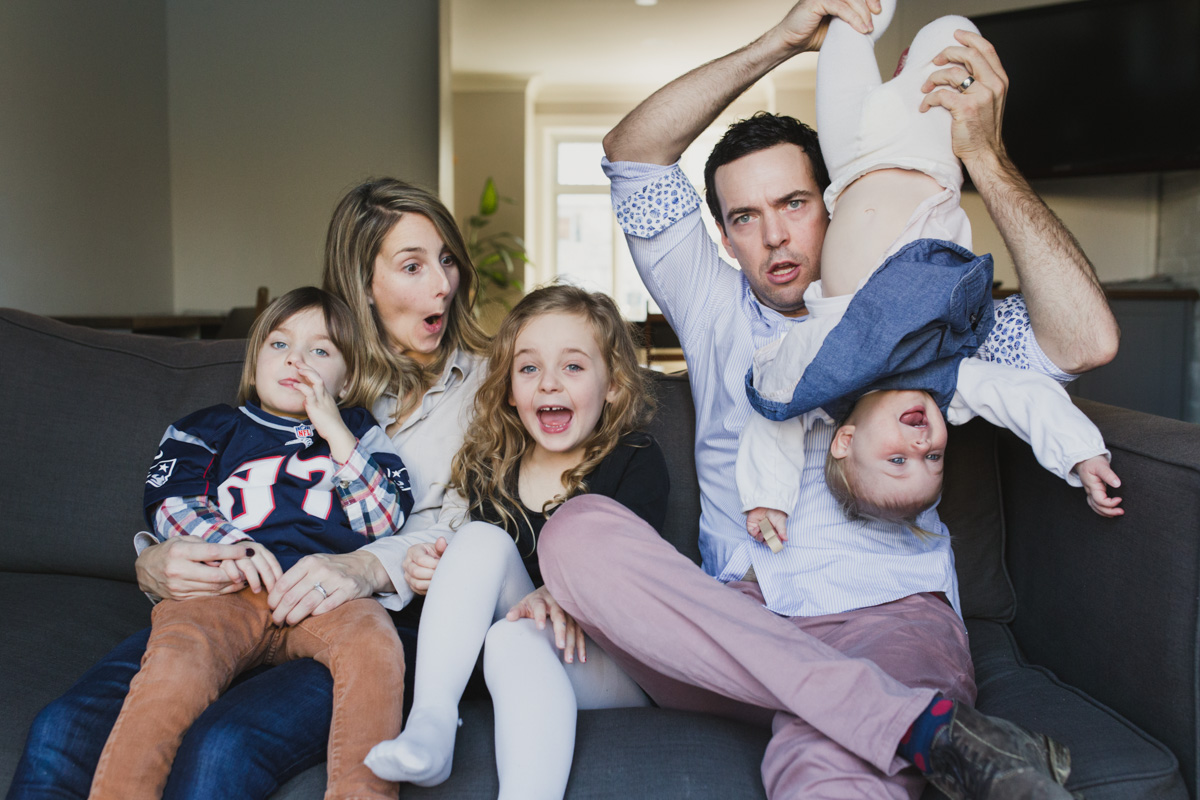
466,177,528,313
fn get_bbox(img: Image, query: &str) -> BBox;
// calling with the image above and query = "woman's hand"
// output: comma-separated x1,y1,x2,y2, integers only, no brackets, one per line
506,586,587,665
135,536,252,600
402,538,448,596
267,550,388,626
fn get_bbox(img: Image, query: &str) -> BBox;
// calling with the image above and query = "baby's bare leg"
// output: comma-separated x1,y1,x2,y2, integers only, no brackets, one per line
820,168,943,297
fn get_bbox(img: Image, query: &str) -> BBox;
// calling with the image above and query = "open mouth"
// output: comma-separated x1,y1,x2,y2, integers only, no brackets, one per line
537,406,573,433
899,406,927,427
423,314,444,333
766,261,799,283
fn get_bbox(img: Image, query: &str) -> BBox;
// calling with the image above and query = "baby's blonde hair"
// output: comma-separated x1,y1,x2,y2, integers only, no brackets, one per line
451,284,653,535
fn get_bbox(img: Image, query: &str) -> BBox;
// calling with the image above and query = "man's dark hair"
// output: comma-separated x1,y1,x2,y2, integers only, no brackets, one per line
703,112,830,230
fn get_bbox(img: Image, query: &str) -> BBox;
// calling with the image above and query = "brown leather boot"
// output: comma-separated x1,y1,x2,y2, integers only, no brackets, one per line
926,702,1076,799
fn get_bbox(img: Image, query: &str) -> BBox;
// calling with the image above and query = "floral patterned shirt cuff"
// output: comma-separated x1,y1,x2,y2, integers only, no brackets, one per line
612,164,702,239
975,295,1076,384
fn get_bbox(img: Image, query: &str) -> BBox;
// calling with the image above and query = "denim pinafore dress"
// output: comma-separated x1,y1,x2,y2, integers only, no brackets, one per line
745,238,995,423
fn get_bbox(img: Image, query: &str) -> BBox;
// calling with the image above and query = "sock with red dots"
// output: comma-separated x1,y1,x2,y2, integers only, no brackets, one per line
897,695,956,773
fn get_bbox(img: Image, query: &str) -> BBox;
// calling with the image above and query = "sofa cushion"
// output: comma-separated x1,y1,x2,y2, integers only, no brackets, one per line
0,572,152,786
965,619,1186,799
645,373,702,566
0,309,244,582
940,417,1016,622
272,703,771,800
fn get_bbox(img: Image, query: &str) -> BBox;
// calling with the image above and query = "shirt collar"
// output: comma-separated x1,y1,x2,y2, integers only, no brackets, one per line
373,348,475,429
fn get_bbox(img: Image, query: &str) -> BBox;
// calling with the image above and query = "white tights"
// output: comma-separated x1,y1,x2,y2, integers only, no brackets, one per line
816,1,979,214
364,521,649,800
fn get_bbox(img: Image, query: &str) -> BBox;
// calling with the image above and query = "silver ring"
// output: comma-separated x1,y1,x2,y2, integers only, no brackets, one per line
312,582,329,599
958,75,975,92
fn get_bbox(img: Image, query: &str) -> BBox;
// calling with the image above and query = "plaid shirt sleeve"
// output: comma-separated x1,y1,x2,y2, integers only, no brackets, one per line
153,495,253,545
332,438,409,541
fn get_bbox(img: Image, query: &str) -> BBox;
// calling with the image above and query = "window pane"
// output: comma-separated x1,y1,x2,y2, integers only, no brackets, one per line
557,142,608,186
556,194,614,295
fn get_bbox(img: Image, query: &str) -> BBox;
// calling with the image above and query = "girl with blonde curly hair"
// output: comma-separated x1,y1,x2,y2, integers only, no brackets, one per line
366,284,668,799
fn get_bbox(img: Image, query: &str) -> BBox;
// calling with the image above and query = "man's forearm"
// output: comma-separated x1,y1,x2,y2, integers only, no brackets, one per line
967,150,1119,374
603,27,798,166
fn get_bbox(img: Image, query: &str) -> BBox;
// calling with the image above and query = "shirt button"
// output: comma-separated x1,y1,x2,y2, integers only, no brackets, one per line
340,480,350,490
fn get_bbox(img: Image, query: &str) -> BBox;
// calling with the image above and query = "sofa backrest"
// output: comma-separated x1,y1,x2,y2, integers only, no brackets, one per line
0,309,244,582
0,309,1019,624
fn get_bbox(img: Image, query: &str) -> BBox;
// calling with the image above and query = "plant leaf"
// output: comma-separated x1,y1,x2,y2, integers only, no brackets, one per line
479,177,499,216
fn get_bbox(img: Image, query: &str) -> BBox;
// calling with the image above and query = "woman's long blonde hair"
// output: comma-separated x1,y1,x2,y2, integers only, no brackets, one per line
451,284,654,533
322,178,489,416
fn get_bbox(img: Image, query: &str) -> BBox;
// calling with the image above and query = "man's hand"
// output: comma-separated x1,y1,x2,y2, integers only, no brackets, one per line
1075,456,1124,518
402,538,448,596
920,29,1008,170
746,507,790,544
136,536,252,600
507,586,587,665
774,0,882,54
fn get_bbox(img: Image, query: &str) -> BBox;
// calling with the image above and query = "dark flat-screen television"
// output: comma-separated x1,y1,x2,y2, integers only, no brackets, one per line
972,0,1200,179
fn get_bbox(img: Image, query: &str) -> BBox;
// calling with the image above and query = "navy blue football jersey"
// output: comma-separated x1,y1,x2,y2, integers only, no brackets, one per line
145,403,413,570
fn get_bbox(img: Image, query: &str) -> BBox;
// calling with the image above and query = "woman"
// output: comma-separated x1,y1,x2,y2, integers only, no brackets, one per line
8,179,490,800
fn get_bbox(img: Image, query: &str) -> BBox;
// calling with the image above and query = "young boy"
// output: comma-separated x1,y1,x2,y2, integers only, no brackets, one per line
89,287,413,800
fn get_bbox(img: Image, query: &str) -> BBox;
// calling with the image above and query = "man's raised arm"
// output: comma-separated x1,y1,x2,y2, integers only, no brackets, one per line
922,30,1120,374
602,0,881,166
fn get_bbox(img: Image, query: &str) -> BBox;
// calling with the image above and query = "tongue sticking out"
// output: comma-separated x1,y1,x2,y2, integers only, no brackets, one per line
899,408,926,427
538,408,573,432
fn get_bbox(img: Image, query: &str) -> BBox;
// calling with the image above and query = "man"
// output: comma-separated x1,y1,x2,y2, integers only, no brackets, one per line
538,1,1119,798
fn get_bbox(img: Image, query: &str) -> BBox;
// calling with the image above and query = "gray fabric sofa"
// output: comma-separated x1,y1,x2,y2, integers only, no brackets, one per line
0,305,1194,799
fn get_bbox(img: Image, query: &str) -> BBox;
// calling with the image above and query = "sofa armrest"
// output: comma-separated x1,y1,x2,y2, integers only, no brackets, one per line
998,398,1200,793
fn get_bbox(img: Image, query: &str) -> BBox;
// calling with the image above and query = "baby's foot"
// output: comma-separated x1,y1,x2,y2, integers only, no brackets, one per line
363,707,461,786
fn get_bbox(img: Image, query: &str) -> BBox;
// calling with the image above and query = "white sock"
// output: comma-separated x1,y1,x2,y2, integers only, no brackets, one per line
364,522,534,786
818,7,978,213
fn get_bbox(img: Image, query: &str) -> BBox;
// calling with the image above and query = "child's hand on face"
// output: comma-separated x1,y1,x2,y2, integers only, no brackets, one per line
746,507,789,544
1074,456,1123,518
226,542,284,594
293,363,357,463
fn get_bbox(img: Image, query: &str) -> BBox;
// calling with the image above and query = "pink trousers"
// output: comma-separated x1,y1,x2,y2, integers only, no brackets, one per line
89,589,405,800
538,495,976,800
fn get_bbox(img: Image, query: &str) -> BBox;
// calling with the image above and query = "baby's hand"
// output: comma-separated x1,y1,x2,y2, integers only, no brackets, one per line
1075,456,1123,518
228,542,284,593
746,507,789,544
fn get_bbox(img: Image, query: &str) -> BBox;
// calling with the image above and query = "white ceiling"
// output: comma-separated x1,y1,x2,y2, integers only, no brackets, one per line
450,0,818,89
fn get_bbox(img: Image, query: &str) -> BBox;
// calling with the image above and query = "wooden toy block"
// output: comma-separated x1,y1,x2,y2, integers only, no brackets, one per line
758,516,783,554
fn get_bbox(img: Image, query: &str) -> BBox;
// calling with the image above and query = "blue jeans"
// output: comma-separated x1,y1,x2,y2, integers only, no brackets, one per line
8,619,418,800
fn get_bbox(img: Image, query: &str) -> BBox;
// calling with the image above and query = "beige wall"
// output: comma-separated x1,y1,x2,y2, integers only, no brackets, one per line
0,0,174,315
453,83,527,332
167,0,441,314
